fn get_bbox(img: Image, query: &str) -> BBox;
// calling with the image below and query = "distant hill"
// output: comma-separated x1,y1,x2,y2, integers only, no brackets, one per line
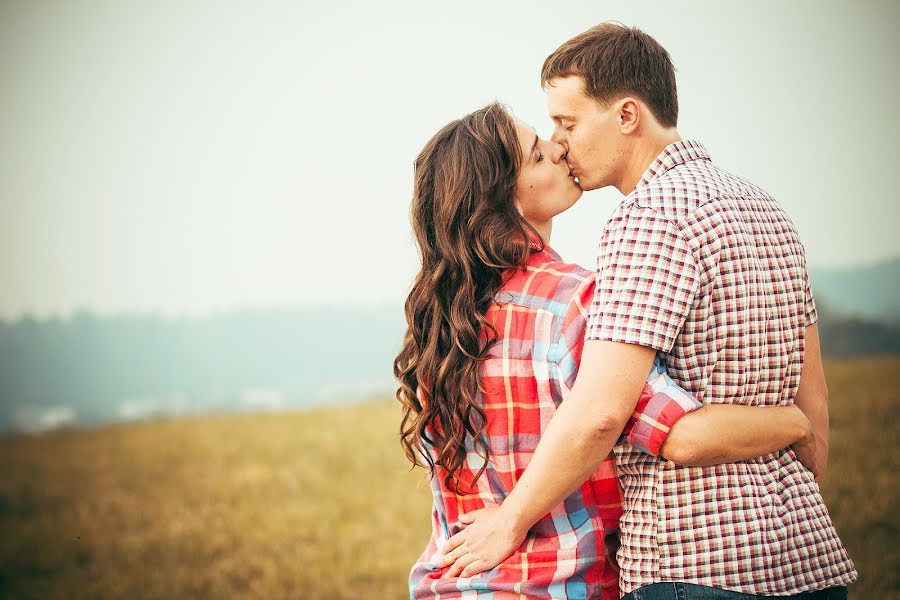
0,307,406,433
809,258,900,356
810,258,900,323
1,258,898,434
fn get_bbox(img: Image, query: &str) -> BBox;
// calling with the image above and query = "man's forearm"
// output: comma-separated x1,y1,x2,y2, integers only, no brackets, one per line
497,393,626,532
497,341,654,534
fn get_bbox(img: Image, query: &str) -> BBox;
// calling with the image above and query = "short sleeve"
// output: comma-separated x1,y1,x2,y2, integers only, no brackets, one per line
586,206,701,353
619,355,703,455
555,274,595,391
803,268,818,326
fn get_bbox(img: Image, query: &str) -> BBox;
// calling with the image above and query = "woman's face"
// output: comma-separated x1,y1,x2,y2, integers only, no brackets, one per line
513,119,583,232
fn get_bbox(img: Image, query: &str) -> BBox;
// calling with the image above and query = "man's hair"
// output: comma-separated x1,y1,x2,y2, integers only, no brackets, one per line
541,22,678,127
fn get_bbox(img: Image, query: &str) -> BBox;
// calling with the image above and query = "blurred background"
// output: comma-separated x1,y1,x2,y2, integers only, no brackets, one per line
1,1,897,598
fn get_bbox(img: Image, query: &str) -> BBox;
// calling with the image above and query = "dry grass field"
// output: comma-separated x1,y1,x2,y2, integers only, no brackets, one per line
0,357,897,599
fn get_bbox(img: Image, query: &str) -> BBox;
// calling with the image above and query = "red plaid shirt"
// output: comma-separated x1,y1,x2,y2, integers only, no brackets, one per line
409,247,701,600
588,140,857,595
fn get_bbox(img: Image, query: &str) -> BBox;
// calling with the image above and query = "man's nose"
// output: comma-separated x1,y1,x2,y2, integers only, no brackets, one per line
550,126,567,148
548,141,567,163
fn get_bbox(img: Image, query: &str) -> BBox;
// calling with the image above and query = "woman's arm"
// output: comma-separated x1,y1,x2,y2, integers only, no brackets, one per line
659,403,813,465
626,357,815,467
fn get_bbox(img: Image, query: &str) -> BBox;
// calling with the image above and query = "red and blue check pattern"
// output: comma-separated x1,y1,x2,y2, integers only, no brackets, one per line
409,247,701,600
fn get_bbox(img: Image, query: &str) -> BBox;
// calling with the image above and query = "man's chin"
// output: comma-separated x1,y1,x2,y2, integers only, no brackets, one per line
576,178,598,191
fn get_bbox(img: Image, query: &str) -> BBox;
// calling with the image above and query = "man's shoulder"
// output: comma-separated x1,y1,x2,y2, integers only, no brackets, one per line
621,160,778,227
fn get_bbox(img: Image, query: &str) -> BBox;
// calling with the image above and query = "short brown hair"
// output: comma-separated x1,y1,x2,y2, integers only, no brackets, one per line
541,22,678,127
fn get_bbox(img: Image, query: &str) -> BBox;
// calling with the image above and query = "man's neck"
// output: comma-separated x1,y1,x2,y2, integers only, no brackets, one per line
616,129,682,195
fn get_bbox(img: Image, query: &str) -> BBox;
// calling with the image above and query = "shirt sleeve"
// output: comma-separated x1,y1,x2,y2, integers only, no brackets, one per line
619,355,703,455
555,273,595,391
586,205,701,353
803,267,818,326
554,271,701,456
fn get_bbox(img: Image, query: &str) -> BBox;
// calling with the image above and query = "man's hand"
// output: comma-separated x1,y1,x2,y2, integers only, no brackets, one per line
435,341,653,580
437,506,526,578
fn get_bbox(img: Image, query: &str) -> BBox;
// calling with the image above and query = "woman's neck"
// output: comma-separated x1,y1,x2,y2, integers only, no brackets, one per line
531,219,552,244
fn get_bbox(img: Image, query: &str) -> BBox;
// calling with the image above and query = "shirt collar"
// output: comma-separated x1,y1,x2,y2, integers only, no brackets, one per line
635,139,711,190
528,243,562,265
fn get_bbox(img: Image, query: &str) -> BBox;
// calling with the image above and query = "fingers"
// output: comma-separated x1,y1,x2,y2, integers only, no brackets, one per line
438,530,467,564
446,553,479,578
458,509,483,524
436,542,467,568
461,559,489,578
446,555,491,578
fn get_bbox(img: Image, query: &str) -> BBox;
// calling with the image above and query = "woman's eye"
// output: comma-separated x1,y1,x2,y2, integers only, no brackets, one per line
537,152,544,162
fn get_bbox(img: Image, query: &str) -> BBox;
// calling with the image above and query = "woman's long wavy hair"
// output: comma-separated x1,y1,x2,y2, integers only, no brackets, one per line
394,103,543,494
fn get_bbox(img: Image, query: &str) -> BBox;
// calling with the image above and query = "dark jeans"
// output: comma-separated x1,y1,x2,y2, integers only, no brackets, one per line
621,582,848,600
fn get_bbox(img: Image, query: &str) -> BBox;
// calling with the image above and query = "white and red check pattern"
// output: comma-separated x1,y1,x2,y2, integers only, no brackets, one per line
587,140,857,595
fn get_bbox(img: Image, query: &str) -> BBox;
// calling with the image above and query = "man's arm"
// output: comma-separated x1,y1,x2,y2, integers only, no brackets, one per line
438,340,654,577
791,323,829,479
660,404,813,465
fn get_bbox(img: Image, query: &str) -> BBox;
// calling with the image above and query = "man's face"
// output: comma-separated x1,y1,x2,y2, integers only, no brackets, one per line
545,76,624,192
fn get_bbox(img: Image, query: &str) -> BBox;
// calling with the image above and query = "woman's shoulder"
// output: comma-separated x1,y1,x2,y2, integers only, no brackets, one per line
530,249,594,292
497,251,595,312
528,246,593,280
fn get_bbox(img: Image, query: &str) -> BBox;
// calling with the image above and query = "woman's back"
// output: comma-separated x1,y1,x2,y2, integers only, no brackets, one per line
409,246,621,600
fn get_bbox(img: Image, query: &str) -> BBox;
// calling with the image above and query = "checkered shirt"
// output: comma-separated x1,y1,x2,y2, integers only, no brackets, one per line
586,140,857,595
409,247,702,600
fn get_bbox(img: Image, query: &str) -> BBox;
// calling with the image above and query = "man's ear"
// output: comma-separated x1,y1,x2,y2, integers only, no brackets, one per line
618,98,640,134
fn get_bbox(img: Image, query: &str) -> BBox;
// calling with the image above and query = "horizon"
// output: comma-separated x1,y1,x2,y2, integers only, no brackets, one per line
2,253,897,324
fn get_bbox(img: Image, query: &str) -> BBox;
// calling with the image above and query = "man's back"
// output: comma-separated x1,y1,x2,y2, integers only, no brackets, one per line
587,140,857,595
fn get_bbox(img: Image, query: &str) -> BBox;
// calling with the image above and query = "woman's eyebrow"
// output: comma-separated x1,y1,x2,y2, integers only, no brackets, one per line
530,133,539,157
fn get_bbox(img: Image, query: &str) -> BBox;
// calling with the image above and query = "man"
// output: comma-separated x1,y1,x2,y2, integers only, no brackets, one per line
439,23,856,599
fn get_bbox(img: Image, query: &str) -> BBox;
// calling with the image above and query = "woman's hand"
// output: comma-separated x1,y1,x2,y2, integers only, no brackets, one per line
791,409,821,480
437,506,526,578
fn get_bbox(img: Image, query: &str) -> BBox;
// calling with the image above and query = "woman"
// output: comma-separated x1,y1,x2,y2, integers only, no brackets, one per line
394,103,814,600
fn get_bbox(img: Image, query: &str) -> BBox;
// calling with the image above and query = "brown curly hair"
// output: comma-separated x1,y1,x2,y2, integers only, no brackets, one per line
393,103,542,494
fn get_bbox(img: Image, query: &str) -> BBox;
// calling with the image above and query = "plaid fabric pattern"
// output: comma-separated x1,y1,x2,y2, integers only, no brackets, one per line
625,358,701,456
409,247,701,600
587,140,857,595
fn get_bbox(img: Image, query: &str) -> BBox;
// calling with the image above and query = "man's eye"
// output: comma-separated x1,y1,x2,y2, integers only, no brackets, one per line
566,125,574,131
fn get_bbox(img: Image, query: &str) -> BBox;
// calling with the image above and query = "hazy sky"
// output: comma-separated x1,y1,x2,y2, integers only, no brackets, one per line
2,0,898,319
